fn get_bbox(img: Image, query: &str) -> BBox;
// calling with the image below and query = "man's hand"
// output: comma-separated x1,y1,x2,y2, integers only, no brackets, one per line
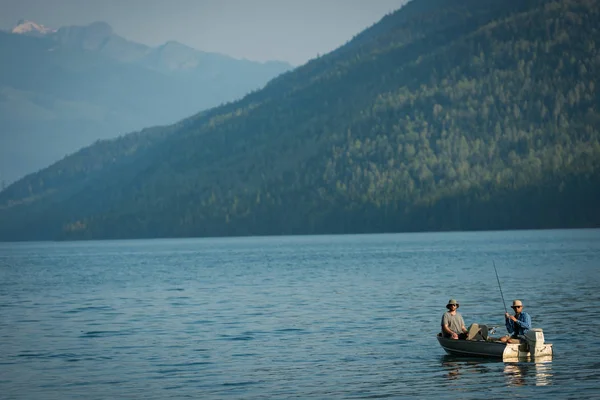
451,332,459,340
505,313,517,322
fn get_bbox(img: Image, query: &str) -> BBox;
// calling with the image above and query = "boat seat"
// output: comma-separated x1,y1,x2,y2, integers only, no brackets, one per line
480,325,489,340
466,324,489,341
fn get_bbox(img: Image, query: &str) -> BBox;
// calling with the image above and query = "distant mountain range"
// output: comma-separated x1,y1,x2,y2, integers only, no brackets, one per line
0,20,292,185
1,0,599,241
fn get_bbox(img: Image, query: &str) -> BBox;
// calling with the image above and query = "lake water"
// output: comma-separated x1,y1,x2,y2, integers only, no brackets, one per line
1,229,599,399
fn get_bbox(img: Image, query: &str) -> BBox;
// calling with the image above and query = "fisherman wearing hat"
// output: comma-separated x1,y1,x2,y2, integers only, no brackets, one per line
500,299,532,344
441,299,468,340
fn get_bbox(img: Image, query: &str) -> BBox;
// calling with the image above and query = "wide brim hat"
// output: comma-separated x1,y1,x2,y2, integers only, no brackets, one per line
511,299,523,309
446,299,459,309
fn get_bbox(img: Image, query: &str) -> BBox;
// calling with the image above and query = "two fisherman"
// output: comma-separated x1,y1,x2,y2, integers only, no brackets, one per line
441,298,531,342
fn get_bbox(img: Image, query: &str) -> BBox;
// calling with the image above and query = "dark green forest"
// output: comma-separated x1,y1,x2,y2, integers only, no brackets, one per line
1,0,599,241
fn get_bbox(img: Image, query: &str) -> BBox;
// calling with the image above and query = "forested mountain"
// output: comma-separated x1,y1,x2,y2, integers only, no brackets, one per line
0,21,291,184
1,0,599,241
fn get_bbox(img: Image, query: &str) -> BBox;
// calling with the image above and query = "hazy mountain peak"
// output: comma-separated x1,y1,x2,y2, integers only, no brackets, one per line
53,21,115,51
84,21,114,36
161,40,192,50
148,40,205,71
11,19,56,36
55,20,114,37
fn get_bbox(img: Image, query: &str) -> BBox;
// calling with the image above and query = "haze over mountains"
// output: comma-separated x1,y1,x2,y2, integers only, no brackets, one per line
1,0,599,241
0,20,292,185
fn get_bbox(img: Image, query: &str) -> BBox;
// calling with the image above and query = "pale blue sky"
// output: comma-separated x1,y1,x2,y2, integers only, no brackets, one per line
0,0,409,65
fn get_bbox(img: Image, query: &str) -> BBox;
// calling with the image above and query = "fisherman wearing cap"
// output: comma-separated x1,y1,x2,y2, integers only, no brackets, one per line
500,299,532,343
441,299,468,340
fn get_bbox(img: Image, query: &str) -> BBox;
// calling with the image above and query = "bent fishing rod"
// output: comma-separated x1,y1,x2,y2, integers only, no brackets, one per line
493,260,508,314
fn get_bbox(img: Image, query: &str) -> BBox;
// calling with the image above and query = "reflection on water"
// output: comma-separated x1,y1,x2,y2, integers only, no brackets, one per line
441,356,553,387
441,359,461,380
440,356,493,381
504,359,553,387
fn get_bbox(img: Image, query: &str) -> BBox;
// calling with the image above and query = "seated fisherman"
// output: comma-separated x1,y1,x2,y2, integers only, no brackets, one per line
441,299,468,339
441,299,488,340
500,299,531,344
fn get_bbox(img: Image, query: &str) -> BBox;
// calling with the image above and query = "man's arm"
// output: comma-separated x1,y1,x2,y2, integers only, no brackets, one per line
505,314,514,334
442,323,459,339
442,323,452,335
459,316,467,334
515,313,532,330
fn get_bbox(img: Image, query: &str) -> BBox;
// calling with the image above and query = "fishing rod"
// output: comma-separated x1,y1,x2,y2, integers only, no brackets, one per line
493,260,508,314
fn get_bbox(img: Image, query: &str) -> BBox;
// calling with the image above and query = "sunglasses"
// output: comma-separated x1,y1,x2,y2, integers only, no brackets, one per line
449,304,458,307
512,306,522,309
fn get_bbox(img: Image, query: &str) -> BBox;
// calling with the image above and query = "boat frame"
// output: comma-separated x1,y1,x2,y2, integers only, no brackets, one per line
437,328,553,361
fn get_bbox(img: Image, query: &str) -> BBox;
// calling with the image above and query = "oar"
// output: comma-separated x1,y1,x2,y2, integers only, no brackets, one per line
493,260,508,314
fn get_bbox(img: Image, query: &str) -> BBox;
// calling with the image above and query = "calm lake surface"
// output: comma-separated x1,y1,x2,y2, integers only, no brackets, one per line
1,229,599,399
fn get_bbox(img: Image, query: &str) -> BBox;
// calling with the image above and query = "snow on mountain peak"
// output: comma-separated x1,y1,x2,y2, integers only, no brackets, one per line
11,20,56,36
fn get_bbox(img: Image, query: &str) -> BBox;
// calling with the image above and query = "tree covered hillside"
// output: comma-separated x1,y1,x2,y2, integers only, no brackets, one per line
1,0,599,241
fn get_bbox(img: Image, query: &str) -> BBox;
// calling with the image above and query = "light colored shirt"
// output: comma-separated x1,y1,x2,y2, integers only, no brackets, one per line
441,311,465,337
